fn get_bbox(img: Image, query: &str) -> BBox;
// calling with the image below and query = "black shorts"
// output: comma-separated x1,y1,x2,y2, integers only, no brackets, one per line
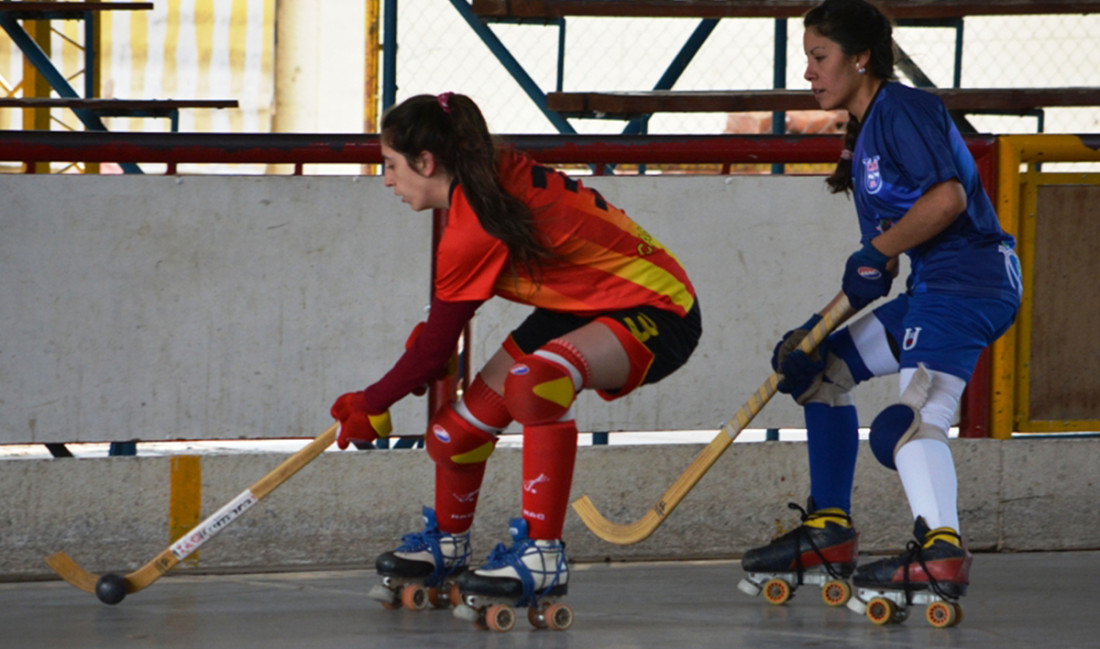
508,299,702,397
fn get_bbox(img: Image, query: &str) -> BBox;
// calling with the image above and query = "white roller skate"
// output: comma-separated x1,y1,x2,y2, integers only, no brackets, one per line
368,507,469,611
453,517,573,632
737,500,859,607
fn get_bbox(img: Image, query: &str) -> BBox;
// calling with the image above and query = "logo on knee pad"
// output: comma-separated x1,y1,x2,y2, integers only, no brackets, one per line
432,424,452,444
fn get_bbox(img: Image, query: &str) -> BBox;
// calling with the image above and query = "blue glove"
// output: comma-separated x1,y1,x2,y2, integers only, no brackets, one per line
772,313,827,403
842,242,892,310
771,313,822,372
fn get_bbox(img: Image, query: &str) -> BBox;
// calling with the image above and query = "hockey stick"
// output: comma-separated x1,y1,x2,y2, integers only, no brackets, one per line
571,297,852,545
46,423,338,604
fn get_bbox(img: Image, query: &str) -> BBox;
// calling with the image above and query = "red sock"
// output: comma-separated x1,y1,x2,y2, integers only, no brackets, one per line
521,420,579,540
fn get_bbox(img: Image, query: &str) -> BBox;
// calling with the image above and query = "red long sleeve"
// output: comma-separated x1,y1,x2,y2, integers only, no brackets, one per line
360,296,482,412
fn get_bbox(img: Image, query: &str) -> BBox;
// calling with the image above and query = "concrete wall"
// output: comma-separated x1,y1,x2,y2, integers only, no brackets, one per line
3,437,1099,581
2,174,905,445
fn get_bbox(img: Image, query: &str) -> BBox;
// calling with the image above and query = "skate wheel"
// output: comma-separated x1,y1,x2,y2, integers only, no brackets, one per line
762,578,793,605
925,601,961,628
400,584,429,611
530,603,574,631
866,597,898,625
528,605,548,630
486,604,516,632
380,600,400,611
737,578,762,597
821,580,852,607
446,582,463,608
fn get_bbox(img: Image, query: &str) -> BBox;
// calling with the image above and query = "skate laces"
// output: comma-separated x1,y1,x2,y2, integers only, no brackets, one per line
394,509,470,579
481,537,566,606
898,526,962,602
785,501,853,581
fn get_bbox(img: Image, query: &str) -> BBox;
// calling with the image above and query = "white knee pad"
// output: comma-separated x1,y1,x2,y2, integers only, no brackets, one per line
869,364,961,469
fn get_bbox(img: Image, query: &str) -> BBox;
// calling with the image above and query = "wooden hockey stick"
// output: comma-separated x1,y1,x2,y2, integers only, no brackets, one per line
47,423,338,603
571,297,852,545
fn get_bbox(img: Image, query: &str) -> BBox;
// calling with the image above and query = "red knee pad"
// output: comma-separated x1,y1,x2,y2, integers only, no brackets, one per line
503,340,590,426
426,403,498,470
461,374,512,431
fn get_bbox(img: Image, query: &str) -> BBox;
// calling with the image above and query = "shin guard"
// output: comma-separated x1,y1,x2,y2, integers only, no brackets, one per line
521,420,579,540
427,378,508,533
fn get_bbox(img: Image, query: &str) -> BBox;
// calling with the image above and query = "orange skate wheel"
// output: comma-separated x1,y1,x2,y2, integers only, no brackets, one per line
447,582,463,608
486,604,517,632
544,603,575,631
866,597,898,625
428,585,459,608
400,584,429,611
821,580,852,607
380,599,399,611
762,578,793,605
925,601,960,628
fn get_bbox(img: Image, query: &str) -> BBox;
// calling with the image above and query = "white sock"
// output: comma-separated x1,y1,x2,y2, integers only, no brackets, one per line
894,438,959,532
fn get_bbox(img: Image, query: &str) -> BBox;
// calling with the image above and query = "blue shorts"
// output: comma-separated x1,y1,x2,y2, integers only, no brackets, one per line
831,291,1019,382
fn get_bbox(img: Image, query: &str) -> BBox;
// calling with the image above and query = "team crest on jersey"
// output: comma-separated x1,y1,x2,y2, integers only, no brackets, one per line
903,327,922,351
863,155,882,195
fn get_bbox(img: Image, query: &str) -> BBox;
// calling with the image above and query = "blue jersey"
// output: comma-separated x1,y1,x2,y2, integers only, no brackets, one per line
852,82,1020,302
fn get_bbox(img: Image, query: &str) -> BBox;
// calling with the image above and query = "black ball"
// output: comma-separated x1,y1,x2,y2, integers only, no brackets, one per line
95,573,128,605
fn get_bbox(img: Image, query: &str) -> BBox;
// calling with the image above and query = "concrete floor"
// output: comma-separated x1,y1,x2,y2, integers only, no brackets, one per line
4,551,1097,649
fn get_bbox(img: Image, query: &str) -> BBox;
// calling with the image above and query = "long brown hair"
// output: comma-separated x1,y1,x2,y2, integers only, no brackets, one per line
804,0,896,194
380,93,547,277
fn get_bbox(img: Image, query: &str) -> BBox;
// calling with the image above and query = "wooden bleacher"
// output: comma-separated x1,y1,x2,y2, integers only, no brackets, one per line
0,98,239,130
473,1,1100,129
472,0,1100,20
546,88,1100,119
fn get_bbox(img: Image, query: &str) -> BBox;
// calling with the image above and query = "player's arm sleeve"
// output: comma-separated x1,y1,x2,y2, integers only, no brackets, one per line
360,296,483,412
890,102,961,192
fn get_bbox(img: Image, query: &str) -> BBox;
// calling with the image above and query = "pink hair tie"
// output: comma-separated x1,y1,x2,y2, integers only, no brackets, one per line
436,92,454,115
840,148,853,161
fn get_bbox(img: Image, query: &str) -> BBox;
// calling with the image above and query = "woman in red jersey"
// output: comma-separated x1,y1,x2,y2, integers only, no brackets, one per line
330,93,700,624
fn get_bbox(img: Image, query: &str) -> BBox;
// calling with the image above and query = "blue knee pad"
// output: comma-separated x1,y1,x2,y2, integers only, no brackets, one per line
868,404,919,471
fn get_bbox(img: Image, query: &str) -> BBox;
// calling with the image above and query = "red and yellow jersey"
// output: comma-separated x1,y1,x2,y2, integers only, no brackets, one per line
434,150,696,318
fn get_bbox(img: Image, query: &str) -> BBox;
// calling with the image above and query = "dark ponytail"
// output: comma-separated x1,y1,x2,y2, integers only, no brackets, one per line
804,0,896,194
381,93,547,276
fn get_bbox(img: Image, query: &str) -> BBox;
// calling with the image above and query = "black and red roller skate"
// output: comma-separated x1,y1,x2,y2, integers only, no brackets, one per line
737,500,859,607
453,517,573,632
368,507,469,611
847,517,971,628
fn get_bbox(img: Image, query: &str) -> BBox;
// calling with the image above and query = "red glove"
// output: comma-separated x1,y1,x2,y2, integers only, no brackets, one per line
405,321,459,396
330,392,393,450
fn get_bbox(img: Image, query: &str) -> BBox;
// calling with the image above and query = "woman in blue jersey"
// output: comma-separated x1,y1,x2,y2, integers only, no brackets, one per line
737,0,1021,621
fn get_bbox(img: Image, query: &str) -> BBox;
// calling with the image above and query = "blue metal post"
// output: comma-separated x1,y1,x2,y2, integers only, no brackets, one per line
448,0,577,134
623,18,718,137
382,0,398,111
771,18,787,175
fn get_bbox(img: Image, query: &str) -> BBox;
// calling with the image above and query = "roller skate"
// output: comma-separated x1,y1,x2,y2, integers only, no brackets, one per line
737,500,859,607
847,517,971,628
453,517,573,632
367,507,469,611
